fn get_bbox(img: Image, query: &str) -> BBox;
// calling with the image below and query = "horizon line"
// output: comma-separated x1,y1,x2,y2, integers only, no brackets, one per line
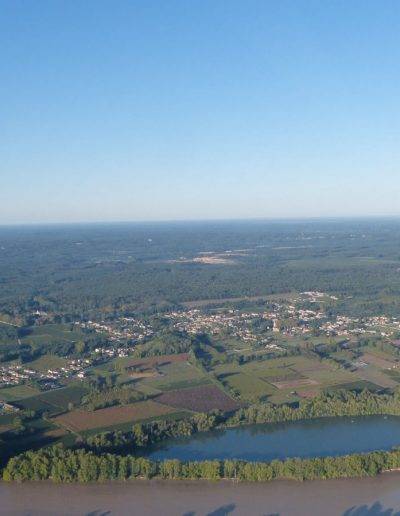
2,214,400,228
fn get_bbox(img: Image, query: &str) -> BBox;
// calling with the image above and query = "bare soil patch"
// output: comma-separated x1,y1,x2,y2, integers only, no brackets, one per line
156,384,239,413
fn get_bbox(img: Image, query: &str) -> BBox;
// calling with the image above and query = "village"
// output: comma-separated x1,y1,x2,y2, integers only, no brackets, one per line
164,291,400,344
75,317,154,344
0,358,91,389
2,291,400,400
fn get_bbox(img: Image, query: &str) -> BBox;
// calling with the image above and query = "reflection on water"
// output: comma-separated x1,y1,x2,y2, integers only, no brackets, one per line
145,415,400,462
85,512,111,516
206,503,236,516
343,501,400,516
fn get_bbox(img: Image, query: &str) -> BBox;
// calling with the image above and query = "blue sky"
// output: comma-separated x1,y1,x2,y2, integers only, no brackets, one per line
1,0,400,224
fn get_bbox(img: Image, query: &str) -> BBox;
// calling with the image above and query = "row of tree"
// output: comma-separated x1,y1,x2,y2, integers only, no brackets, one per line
4,444,400,483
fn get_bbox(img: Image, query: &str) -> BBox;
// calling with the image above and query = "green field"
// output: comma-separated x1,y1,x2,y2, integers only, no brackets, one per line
216,368,277,402
138,361,211,392
16,384,89,415
20,324,86,348
26,355,69,372
0,384,41,402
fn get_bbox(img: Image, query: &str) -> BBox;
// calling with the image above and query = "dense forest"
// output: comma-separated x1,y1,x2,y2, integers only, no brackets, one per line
2,220,400,320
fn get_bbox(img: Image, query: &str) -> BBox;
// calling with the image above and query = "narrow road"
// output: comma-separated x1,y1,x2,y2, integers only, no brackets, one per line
0,319,20,327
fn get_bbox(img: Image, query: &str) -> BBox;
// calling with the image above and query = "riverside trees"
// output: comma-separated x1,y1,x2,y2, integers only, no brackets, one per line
4,445,400,483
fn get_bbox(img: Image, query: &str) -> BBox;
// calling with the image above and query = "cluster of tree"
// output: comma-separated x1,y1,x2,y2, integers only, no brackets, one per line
85,373,117,391
32,332,110,360
0,325,111,364
0,325,18,345
227,389,400,426
0,410,38,439
231,347,301,366
81,385,145,411
0,342,39,363
85,412,219,453
134,330,193,358
4,444,400,483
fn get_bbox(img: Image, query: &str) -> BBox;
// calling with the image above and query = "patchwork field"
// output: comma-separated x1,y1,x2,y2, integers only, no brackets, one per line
214,354,360,404
54,400,177,432
337,348,400,389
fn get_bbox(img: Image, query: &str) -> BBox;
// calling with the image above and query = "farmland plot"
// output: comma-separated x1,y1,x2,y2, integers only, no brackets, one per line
156,384,239,413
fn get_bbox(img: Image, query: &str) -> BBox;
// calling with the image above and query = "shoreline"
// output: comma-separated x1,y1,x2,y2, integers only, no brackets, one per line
3,467,400,485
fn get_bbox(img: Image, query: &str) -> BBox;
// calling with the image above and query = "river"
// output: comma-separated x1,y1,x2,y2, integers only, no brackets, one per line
2,474,400,515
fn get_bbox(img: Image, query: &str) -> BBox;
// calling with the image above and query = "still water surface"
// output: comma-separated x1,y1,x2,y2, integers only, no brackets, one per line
2,475,400,515
145,415,400,461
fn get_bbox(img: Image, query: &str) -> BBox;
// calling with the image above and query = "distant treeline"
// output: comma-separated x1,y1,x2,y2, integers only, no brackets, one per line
3,445,400,483
84,390,400,454
3,221,400,319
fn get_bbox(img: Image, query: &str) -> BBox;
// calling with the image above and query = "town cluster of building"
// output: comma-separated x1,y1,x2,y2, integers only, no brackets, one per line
0,358,92,390
76,317,154,343
165,308,266,339
164,292,334,341
92,345,130,359
164,291,400,344
320,315,400,338
0,345,135,395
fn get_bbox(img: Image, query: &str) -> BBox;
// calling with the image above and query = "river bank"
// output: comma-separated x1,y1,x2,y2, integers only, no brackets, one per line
2,472,400,515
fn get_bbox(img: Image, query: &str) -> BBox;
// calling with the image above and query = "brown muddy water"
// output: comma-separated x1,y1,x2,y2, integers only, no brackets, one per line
2,473,400,516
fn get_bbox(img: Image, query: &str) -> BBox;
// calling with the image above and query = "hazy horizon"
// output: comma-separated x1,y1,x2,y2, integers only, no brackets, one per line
2,214,400,229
